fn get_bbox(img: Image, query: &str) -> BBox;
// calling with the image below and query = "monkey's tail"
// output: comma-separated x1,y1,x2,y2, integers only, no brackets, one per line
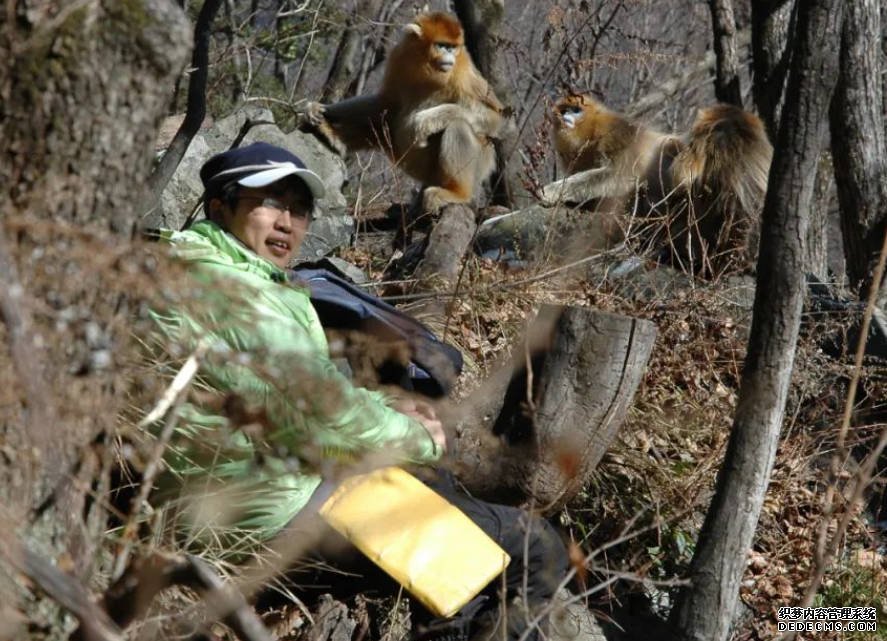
673,104,773,214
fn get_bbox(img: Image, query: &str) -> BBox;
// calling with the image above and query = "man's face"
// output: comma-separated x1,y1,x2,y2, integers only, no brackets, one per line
216,178,313,269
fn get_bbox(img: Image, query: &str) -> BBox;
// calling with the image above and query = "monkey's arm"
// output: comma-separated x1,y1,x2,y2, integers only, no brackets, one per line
411,102,504,145
301,95,389,153
540,166,635,207
409,104,469,143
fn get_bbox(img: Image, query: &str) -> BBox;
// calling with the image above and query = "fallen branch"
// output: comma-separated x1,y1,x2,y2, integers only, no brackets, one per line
0,538,124,641
101,552,274,641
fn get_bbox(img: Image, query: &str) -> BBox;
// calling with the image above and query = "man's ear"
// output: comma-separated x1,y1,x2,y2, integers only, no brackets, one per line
207,197,227,224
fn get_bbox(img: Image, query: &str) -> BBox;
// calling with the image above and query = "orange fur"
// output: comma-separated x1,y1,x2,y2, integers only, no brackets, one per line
306,12,503,210
549,94,773,276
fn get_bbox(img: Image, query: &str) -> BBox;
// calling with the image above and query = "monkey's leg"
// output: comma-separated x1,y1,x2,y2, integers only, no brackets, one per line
422,120,486,211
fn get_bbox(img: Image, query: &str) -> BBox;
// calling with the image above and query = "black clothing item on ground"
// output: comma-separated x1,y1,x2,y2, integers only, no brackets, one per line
273,471,569,641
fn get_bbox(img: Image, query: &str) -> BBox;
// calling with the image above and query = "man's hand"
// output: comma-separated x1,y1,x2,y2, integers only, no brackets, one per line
393,398,447,452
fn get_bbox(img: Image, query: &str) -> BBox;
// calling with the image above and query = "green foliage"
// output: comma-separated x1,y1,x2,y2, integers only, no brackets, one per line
816,554,887,640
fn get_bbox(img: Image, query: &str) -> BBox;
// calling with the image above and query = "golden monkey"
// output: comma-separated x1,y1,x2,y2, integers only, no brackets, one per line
303,12,504,211
544,94,773,276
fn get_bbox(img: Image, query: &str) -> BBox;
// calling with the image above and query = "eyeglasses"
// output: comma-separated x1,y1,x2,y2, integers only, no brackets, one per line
238,196,313,221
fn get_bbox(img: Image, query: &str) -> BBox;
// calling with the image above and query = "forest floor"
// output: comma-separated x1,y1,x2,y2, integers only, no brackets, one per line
337,210,887,641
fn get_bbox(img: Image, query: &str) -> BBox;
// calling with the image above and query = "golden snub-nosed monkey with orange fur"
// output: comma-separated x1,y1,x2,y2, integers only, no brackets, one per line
544,94,773,277
303,12,504,211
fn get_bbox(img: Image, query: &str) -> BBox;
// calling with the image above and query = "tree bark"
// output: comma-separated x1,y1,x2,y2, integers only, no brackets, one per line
829,0,887,292
452,0,530,209
751,0,795,139
806,154,834,279
1,1,190,233
453,307,656,512
708,0,743,106
669,1,844,639
0,0,191,619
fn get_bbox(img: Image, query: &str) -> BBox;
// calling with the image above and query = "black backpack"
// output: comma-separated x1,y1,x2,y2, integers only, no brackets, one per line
290,261,463,398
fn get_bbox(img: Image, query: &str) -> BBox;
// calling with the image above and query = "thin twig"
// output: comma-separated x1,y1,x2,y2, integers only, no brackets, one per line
113,347,206,580
138,347,205,428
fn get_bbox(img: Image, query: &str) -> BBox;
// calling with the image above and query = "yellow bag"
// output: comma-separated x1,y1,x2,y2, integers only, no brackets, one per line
319,467,510,617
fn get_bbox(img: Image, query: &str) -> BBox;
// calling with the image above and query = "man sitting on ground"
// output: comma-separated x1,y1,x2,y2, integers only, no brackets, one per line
148,142,568,641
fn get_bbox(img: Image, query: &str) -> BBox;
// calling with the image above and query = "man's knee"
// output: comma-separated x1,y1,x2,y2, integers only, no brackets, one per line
524,516,569,597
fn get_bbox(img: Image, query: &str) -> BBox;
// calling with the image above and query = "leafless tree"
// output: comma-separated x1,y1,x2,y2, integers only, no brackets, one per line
668,0,844,639
321,0,385,104
147,0,224,204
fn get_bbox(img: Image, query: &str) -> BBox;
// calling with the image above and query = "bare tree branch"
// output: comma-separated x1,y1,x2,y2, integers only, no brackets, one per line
146,0,224,208
708,0,743,105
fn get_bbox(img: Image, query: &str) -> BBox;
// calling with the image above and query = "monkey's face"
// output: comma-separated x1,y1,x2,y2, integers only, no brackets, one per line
430,41,459,73
553,95,604,131
556,104,585,130
403,13,465,81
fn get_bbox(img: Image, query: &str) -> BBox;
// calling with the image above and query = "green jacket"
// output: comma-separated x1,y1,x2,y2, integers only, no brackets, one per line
149,221,441,548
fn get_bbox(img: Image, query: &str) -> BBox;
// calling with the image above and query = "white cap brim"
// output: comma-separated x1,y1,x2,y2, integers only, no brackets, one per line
234,163,326,200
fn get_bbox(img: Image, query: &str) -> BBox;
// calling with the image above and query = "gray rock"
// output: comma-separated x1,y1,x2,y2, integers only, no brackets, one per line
475,204,616,266
284,128,348,209
148,135,212,230
322,257,369,284
549,589,607,641
298,214,354,260
475,205,549,261
204,105,276,150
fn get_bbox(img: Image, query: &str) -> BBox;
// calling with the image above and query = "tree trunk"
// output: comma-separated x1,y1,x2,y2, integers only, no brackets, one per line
321,0,384,104
453,307,656,513
669,1,844,639
348,0,403,97
1,2,190,232
806,154,834,280
413,204,477,288
708,0,743,106
829,0,887,292
0,0,190,626
452,0,530,209
751,0,795,139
